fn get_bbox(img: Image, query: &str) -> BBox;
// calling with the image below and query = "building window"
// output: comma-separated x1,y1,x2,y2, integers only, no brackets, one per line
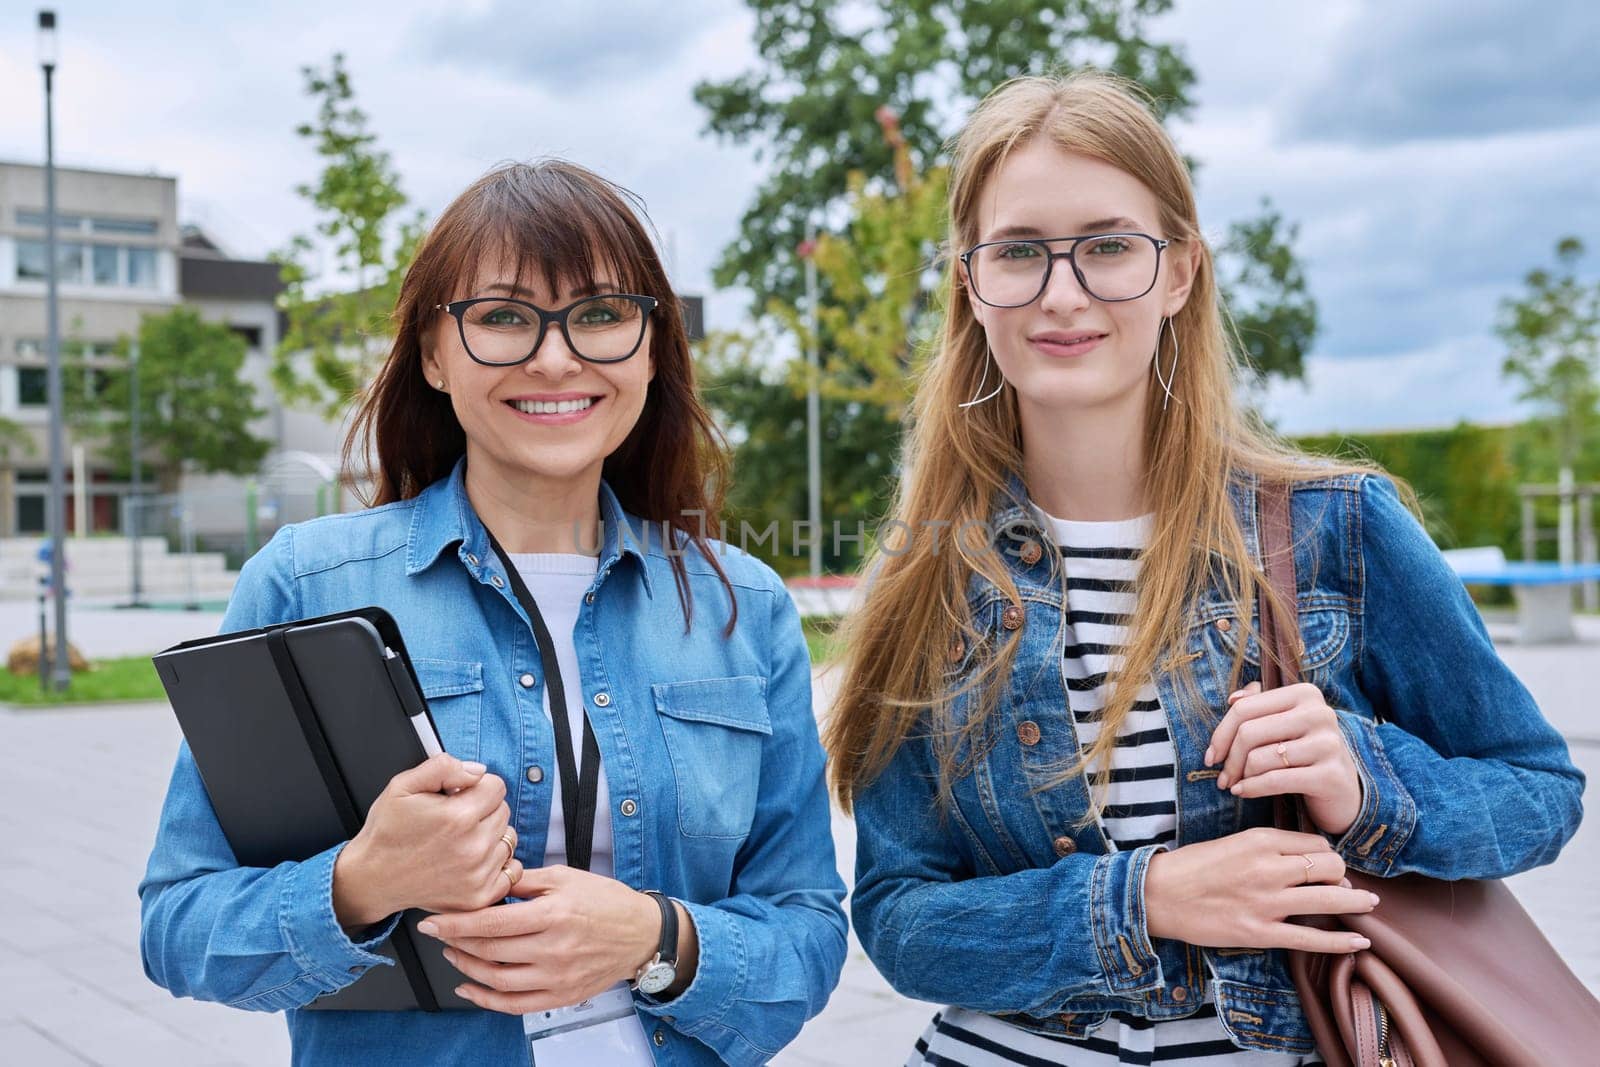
17,496,45,534
92,244,120,285
127,247,158,288
230,324,263,349
91,217,159,236
14,240,158,289
14,209,85,230
18,367,47,406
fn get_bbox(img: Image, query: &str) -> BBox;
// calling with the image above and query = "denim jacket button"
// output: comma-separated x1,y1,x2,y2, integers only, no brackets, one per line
1019,541,1042,565
490,574,506,589
947,637,965,663
1171,986,1188,1003
1002,604,1025,631
1017,720,1041,746
594,692,612,707
1052,835,1076,857
518,673,535,689
1215,617,1232,632
526,765,544,784
620,798,638,817
465,552,479,566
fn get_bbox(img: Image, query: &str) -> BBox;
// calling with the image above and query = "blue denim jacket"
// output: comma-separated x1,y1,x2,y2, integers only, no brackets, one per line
851,472,1584,1057
139,458,847,1066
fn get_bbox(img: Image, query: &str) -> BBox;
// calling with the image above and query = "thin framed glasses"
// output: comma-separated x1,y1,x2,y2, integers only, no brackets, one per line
434,293,658,366
960,233,1170,307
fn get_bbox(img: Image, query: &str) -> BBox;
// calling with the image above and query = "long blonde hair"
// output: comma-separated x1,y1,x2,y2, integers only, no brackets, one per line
825,70,1384,813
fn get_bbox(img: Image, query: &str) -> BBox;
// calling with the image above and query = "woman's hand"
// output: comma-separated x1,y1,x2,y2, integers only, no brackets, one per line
332,754,520,928
1145,828,1378,953
418,866,696,1015
1206,681,1363,837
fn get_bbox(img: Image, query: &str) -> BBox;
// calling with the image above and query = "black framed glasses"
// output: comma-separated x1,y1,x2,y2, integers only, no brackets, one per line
960,233,1170,307
434,293,658,366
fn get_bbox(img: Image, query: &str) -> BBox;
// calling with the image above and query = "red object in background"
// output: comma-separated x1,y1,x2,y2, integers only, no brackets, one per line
796,238,818,259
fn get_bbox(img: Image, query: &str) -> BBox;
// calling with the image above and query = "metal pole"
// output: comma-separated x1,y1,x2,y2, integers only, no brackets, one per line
129,341,144,605
42,44,70,691
804,227,822,579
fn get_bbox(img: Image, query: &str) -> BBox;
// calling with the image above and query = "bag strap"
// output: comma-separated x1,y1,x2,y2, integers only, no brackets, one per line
1254,481,1315,836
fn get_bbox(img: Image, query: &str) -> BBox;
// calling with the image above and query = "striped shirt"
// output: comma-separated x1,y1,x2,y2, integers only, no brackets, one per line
906,511,1317,1067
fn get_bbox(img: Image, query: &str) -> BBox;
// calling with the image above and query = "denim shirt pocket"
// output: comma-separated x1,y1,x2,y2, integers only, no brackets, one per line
651,675,772,840
414,658,485,763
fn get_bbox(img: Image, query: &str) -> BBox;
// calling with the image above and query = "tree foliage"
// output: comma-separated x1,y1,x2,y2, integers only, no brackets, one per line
1496,236,1600,473
274,53,426,417
63,306,272,490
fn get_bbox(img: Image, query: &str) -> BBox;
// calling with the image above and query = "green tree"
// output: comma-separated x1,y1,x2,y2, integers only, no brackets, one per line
1496,236,1600,478
64,307,271,492
694,0,1313,383
274,53,426,417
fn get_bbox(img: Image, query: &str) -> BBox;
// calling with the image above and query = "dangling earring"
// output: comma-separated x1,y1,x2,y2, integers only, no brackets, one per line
958,343,1006,409
1153,317,1179,411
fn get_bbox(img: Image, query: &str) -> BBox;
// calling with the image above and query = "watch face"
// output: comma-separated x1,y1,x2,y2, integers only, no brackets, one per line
637,960,676,995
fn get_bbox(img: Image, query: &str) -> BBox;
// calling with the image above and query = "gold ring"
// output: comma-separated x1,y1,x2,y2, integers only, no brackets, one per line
500,864,518,893
1276,741,1292,769
499,828,517,862
1301,853,1316,885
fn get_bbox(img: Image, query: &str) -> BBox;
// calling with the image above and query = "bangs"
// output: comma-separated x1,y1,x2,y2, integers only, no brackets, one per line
438,162,660,305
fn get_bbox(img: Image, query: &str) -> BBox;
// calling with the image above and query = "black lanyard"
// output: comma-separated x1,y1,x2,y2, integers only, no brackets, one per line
486,532,601,873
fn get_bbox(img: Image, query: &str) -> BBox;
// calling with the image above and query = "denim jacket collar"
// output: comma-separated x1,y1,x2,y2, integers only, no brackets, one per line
975,468,1266,605
403,456,654,598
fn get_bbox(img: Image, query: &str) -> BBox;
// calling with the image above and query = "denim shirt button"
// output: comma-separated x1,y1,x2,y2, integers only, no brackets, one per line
594,692,612,707
1002,604,1025,631
1019,541,1042,565
585,591,596,605
490,574,505,589
1215,617,1232,632
1171,986,1188,1003
1052,835,1076,857
1017,721,1041,746
465,552,479,566
653,1029,666,1047
620,798,638,817
518,673,535,689
526,765,545,784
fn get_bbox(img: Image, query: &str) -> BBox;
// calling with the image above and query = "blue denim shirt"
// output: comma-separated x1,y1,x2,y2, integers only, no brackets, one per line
139,459,847,1066
851,472,1584,1057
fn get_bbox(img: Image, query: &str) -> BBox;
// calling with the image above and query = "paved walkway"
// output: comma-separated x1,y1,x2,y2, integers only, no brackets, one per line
0,608,1594,1064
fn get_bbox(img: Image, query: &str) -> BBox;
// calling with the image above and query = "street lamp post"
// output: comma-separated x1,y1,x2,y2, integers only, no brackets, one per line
38,9,70,691
129,341,145,606
800,230,822,580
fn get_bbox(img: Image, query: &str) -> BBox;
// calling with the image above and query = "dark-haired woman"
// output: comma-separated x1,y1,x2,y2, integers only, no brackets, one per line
140,160,846,1066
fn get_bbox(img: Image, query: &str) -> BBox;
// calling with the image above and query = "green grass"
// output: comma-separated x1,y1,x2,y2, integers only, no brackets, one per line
0,655,166,706
803,615,842,665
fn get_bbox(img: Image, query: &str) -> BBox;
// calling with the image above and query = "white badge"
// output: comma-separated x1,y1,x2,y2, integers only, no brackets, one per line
522,983,655,1066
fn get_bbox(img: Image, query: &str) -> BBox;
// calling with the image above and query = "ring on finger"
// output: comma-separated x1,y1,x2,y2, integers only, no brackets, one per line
500,863,518,893
1300,853,1316,885
499,828,517,862
1276,741,1293,769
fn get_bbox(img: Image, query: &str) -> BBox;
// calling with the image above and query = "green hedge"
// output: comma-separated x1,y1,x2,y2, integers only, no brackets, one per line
1295,420,1597,561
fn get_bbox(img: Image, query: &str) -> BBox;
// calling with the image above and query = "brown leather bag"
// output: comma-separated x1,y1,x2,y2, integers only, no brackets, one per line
1254,481,1600,1067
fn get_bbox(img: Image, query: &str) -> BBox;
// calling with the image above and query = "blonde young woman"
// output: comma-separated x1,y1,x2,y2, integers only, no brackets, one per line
826,72,1583,1065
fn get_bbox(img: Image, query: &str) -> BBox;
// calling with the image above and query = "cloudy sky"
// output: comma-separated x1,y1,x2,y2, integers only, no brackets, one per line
1,0,1595,433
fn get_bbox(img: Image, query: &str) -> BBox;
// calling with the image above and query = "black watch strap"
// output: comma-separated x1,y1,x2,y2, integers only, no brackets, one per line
645,890,678,965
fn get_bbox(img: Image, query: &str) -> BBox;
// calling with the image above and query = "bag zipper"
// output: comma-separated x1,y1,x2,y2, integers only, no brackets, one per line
1376,1000,1396,1067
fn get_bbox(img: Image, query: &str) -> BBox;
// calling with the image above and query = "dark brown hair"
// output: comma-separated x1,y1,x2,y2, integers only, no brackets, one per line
345,159,736,632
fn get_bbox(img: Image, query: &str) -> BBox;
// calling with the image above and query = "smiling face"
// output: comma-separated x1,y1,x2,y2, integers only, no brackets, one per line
963,137,1197,421
421,248,655,496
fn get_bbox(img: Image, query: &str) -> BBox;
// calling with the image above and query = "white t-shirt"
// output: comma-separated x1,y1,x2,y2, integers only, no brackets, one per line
508,553,614,876
508,554,653,1066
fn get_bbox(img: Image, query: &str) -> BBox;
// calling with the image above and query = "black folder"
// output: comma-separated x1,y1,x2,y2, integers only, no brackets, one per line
153,606,474,1011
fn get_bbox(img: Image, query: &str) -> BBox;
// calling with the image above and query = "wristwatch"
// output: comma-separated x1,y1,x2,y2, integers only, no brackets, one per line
631,890,679,996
